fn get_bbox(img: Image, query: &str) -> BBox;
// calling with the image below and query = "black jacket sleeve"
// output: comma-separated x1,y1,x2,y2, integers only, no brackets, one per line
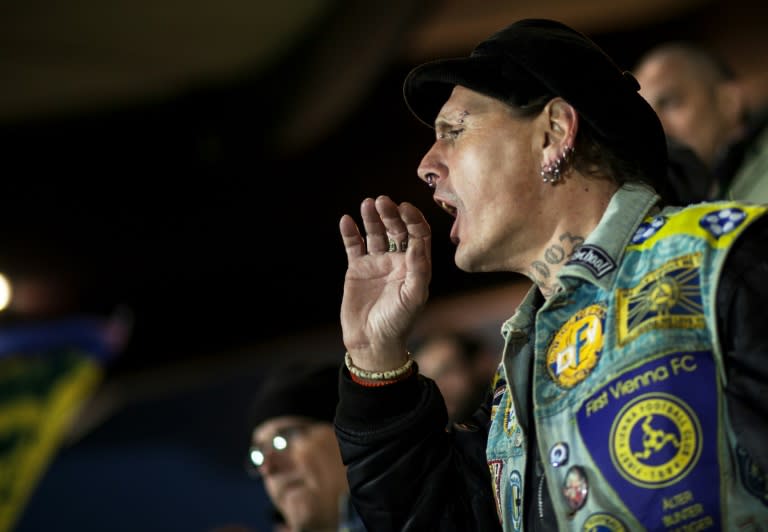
718,214,768,473
334,364,501,532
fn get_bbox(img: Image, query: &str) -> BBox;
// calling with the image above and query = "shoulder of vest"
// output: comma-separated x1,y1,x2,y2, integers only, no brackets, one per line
627,201,768,252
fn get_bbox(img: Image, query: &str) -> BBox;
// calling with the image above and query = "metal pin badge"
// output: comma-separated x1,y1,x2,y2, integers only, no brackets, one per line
549,442,569,468
562,465,588,512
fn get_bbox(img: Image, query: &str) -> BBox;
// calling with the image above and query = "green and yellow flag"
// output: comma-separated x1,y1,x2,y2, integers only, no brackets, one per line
0,316,128,532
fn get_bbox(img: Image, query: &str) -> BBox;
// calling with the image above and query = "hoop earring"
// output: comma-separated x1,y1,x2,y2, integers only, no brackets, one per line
540,145,574,184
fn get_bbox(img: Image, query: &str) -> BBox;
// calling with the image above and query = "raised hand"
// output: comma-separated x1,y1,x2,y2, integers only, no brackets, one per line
339,195,432,371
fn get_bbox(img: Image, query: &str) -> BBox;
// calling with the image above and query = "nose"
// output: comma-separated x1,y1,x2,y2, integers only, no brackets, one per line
258,449,290,477
417,144,446,189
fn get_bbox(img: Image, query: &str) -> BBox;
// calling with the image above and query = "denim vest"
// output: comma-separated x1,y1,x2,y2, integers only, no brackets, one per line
487,183,768,531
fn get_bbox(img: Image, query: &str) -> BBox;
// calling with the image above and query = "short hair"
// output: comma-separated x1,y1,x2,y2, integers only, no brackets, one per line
637,42,736,84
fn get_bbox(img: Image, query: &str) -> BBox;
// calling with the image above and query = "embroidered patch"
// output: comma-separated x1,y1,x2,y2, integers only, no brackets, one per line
632,215,667,245
582,512,627,531
546,305,605,388
509,469,523,531
610,393,701,488
504,394,519,436
616,254,704,346
567,245,616,278
699,207,747,238
488,459,504,522
577,352,721,530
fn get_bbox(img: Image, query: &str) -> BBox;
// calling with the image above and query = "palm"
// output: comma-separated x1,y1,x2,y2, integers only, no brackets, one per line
339,197,432,356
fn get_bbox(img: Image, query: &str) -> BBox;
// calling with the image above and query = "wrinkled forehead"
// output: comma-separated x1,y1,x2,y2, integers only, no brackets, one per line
436,85,520,125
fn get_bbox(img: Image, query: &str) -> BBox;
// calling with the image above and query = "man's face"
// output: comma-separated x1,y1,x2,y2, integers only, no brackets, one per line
417,86,548,274
251,416,348,531
635,53,736,167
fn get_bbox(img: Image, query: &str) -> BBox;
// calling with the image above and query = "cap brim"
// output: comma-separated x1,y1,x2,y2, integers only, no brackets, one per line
403,55,542,128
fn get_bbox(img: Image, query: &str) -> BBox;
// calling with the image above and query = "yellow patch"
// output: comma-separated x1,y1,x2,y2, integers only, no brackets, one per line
582,512,627,531
546,305,605,388
628,203,767,251
616,254,704,346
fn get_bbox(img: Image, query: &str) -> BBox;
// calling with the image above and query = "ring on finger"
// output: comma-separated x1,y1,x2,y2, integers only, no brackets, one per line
388,238,397,252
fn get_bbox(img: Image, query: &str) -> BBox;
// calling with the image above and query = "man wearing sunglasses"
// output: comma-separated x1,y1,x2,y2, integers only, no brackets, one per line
247,362,364,532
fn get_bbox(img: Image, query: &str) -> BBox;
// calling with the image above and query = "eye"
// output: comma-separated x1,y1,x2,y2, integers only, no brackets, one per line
438,128,464,140
654,94,679,112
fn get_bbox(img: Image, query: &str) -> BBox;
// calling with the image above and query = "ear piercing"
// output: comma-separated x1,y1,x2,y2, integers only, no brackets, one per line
541,145,574,184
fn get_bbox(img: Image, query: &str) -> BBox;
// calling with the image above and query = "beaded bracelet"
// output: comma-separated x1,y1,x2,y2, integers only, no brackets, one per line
349,365,415,387
344,351,414,381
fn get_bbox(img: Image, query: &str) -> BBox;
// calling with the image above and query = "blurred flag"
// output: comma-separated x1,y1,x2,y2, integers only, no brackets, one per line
0,310,131,532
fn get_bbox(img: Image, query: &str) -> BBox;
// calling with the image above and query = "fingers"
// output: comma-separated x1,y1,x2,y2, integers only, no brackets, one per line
339,214,365,259
361,197,390,254
399,202,431,240
376,196,409,252
340,196,431,258
400,201,432,265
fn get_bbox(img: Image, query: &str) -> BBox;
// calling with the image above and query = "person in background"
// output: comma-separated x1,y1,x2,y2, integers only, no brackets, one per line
634,41,768,203
333,18,768,531
246,362,364,532
412,331,496,424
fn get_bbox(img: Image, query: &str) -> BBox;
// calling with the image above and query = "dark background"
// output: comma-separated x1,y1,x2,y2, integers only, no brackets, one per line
1,0,765,374
2,1,767,530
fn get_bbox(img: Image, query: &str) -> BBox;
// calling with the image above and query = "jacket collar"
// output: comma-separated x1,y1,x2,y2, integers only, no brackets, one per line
558,182,660,292
502,182,660,338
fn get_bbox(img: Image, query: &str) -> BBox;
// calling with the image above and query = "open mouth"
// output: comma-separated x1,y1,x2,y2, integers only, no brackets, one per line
436,198,457,218
435,197,460,245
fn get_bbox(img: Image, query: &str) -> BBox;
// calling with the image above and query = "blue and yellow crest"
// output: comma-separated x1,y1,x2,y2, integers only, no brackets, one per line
546,305,605,388
582,512,627,531
609,392,702,488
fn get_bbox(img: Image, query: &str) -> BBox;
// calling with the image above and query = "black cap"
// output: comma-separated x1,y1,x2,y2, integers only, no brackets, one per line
248,362,340,429
403,18,668,182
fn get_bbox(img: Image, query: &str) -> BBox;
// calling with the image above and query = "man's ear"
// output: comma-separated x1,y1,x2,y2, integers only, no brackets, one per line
536,98,579,184
543,97,578,153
